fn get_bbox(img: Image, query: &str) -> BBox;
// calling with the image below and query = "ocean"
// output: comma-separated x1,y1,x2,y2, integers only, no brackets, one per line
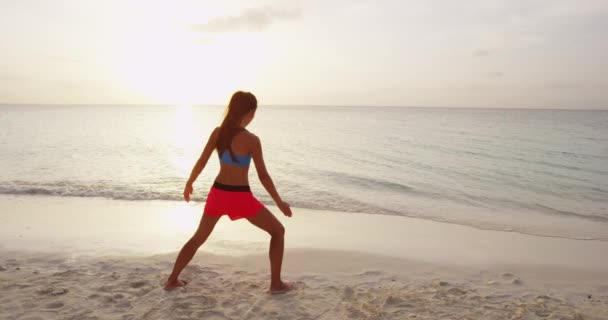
1,105,607,240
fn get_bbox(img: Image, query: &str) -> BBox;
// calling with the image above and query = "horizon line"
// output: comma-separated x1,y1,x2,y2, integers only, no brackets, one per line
0,103,607,111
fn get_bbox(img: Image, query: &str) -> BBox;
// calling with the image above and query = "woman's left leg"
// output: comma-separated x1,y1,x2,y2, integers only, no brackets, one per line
164,213,221,289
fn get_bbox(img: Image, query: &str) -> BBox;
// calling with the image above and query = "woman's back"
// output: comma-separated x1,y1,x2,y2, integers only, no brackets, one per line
215,129,255,186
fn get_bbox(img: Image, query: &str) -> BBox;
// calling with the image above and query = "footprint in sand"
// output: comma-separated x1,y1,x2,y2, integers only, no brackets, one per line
343,286,355,299
98,285,113,292
52,270,79,277
129,281,154,297
45,302,64,309
173,302,191,309
129,280,149,289
179,295,218,309
102,296,116,304
385,295,410,307
500,272,522,285
358,270,382,277
195,311,231,320
38,288,69,296
446,287,467,295
536,295,562,303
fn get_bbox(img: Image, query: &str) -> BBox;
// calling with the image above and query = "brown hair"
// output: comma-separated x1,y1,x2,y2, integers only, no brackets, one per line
216,91,257,161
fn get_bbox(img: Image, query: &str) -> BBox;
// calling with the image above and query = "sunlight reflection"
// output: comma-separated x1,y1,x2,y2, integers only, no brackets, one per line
167,202,199,233
171,105,202,177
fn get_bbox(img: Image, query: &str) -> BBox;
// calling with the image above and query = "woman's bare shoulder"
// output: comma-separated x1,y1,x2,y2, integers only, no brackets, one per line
231,129,259,150
241,130,259,141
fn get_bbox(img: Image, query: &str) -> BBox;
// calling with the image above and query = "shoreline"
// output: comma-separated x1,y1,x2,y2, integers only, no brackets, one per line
1,194,608,268
0,189,606,243
1,191,606,242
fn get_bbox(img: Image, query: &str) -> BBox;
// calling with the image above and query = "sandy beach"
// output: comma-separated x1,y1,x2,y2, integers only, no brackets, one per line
3,0,608,318
1,195,607,319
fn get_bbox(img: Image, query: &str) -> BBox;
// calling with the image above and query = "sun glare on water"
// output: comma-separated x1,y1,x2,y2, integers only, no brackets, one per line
171,105,199,175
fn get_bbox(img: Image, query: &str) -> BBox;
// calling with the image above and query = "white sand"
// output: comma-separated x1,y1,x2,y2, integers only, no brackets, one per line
1,195,607,319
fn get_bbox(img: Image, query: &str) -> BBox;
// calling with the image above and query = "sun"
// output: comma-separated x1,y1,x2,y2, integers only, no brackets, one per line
111,14,268,105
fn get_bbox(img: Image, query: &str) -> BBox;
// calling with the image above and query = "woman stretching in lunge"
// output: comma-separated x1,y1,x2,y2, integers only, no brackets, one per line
164,91,293,294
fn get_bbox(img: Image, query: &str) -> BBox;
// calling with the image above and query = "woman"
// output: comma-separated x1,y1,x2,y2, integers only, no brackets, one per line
164,91,293,294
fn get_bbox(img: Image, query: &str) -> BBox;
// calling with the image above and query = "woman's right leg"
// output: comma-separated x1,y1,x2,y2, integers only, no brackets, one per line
246,207,290,292
165,213,221,289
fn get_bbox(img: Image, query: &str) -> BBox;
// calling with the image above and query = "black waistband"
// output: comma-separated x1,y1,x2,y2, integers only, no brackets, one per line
213,181,251,192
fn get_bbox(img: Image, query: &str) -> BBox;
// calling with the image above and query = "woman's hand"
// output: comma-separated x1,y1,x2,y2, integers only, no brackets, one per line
183,183,193,202
278,201,293,217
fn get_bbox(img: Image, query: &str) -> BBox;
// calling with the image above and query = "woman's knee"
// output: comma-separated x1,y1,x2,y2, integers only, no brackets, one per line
271,223,285,238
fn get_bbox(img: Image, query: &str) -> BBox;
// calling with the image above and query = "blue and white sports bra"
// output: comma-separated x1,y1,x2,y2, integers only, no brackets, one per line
219,151,252,168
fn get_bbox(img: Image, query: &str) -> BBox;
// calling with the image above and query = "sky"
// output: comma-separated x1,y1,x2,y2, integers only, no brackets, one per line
0,0,607,109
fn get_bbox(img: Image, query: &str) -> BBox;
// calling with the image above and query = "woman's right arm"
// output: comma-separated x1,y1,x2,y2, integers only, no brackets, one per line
184,127,219,202
251,135,292,217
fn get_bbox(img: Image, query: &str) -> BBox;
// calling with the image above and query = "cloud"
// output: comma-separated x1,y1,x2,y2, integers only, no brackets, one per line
473,49,490,57
545,82,581,90
191,6,301,33
482,71,503,78
48,55,81,63
0,68,24,81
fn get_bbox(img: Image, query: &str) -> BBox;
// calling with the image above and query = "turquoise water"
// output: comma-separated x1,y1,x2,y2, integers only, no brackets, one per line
1,105,607,240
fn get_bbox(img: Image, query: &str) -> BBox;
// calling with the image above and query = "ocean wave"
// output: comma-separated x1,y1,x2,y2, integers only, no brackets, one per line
411,140,608,177
533,203,608,223
460,193,608,223
321,171,417,193
0,182,185,202
530,160,608,176
7,179,606,225
0,179,608,241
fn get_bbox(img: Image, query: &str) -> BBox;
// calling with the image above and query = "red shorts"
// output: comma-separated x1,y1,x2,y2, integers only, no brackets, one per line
203,182,265,221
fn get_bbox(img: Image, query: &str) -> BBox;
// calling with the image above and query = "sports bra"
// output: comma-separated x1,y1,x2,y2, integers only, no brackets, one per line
219,151,252,168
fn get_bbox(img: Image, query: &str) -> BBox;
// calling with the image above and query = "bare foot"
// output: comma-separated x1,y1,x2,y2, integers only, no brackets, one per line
269,281,293,295
163,279,188,291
